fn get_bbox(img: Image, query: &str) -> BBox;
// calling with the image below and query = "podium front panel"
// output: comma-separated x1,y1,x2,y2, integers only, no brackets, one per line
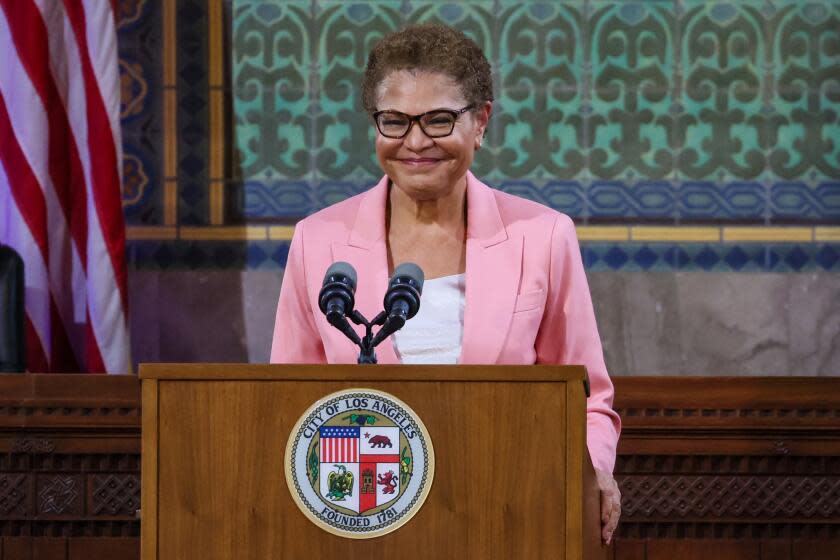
141,365,600,560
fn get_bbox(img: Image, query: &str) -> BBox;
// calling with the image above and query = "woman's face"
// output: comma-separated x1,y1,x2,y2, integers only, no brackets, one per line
374,70,490,202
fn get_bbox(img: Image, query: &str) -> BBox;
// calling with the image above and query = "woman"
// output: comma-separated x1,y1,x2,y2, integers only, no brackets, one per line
271,23,621,544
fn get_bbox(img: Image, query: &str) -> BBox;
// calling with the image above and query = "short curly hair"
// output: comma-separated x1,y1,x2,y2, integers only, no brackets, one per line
361,23,494,114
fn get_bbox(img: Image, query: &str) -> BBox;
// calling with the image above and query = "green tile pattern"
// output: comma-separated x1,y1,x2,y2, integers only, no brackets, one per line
232,0,840,224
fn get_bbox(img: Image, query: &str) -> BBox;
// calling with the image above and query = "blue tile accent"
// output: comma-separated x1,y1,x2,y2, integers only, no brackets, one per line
784,246,810,271
126,240,840,272
679,182,767,220
244,181,315,218
603,246,630,270
770,182,840,220
271,243,291,268
127,241,288,270
815,245,840,270
723,246,749,271
632,246,661,270
694,247,721,271
589,181,677,219
665,246,690,269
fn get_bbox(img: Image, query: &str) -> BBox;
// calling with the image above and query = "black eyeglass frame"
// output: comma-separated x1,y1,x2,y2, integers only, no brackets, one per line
371,104,476,139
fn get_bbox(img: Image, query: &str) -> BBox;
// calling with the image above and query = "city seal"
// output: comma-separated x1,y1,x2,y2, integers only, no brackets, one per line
285,388,434,539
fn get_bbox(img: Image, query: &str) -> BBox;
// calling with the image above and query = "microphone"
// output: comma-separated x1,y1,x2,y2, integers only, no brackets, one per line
318,262,361,345
369,262,424,348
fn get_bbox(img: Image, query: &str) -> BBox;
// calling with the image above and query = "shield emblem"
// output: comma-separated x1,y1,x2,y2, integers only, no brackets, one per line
319,426,401,514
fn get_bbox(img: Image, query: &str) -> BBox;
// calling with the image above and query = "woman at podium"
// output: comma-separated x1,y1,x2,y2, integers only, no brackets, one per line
271,22,622,544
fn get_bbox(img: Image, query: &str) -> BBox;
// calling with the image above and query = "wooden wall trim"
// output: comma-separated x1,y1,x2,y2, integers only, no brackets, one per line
1,374,839,559
0,375,140,545
613,376,840,545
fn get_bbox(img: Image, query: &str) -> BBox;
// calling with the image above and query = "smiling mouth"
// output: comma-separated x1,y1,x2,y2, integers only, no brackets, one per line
397,158,442,166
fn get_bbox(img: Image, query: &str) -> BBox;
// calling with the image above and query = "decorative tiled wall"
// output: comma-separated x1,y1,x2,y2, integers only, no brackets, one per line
118,1,840,271
118,0,163,226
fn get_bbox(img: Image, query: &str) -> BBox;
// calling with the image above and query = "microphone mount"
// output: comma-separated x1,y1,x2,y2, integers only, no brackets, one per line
345,310,388,364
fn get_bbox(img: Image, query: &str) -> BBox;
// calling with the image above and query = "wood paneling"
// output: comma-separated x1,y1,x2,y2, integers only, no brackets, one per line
68,538,138,560
2,374,839,559
140,380,157,560
647,539,761,560
760,539,791,560
3,538,30,560
148,372,592,559
32,538,65,560
790,539,840,560
0,375,140,560
613,538,645,560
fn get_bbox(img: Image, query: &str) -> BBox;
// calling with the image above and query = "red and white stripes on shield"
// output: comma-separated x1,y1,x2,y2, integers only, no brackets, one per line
0,0,130,373
320,435,359,463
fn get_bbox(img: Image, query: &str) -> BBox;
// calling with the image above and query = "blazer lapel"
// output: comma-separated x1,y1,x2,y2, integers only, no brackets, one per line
459,172,523,364
331,176,399,364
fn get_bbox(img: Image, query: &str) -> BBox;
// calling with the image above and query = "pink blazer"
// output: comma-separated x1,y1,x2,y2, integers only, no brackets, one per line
270,171,621,472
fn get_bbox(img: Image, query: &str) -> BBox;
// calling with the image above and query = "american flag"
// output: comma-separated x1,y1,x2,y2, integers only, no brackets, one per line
320,426,359,463
0,0,130,373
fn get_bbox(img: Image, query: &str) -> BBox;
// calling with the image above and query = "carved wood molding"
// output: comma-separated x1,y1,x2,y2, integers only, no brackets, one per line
614,406,840,421
0,375,140,430
0,474,27,516
617,454,840,474
2,374,840,542
619,474,840,519
613,377,840,540
0,405,140,419
10,438,55,453
0,375,141,537
612,377,840,428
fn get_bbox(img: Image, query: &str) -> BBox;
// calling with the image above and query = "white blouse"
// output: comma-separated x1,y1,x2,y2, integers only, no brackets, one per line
392,273,466,364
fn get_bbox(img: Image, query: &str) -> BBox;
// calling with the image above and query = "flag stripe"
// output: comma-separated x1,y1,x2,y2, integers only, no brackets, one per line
0,91,49,263
81,0,123,173
0,157,50,367
321,437,362,463
60,0,130,373
0,8,88,371
36,0,127,373
24,317,48,373
2,0,89,269
50,299,79,372
0,139,78,374
85,311,106,374
61,0,127,309
1,1,130,372
0,92,54,367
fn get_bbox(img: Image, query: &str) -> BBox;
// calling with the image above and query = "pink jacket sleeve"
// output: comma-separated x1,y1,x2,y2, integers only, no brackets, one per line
535,214,621,473
270,221,327,363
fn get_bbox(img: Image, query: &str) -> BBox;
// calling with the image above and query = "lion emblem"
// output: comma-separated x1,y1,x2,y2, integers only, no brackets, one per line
377,470,398,494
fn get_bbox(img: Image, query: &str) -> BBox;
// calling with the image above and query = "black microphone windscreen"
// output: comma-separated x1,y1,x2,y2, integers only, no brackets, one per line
392,262,424,293
323,261,357,290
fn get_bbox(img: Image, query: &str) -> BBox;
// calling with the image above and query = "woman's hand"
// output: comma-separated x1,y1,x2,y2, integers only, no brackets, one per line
595,468,621,545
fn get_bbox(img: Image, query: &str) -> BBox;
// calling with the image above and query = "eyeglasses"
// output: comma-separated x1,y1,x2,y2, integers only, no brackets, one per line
372,104,475,139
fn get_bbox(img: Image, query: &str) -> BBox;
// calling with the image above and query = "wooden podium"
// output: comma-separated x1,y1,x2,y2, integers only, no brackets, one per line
140,364,606,559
